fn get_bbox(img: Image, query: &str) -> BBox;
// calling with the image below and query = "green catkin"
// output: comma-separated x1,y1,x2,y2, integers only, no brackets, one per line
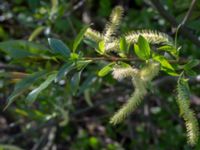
177,76,199,145
110,76,147,125
85,28,104,42
125,30,171,45
104,6,124,42
110,62,160,125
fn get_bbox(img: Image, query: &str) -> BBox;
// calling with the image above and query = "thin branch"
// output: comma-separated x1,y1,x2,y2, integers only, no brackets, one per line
181,0,197,25
82,56,187,64
150,0,200,48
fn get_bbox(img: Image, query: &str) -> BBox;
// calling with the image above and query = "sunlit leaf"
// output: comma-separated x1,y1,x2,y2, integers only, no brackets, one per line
134,35,151,60
98,62,115,77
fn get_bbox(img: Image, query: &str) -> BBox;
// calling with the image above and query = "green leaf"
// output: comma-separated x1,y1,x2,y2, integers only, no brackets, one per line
134,35,151,60
0,40,49,59
158,45,178,58
73,25,89,52
76,60,92,70
119,37,127,52
153,55,178,76
184,59,200,70
4,71,47,110
70,71,82,96
0,144,24,150
98,62,115,77
98,40,105,54
48,38,70,57
26,72,57,104
56,62,75,81
83,39,98,49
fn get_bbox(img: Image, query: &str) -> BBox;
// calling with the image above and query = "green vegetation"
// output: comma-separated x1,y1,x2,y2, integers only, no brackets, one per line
0,0,200,149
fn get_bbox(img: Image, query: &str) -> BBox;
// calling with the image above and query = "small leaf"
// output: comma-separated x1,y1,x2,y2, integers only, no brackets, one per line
134,35,151,60
153,55,178,76
70,71,82,96
76,60,92,70
4,71,47,110
48,38,70,57
73,25,89,52
26,72,57,104
119,37,127,52
158,45,178,58
83,39,98,49
98,40,105,54
184,59,200,70
56,62,75,82
98,62,115,77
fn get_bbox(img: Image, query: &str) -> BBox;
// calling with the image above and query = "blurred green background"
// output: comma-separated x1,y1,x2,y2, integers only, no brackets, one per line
0,0,200,149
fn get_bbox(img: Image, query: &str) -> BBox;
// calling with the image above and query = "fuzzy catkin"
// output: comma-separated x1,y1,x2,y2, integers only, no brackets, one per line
104,6,124,42
85,28,104,42
110,77,147,125
110,62,160,125
177,77,199,145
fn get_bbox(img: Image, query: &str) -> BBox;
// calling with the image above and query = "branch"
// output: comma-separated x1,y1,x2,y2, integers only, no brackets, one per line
82,56,188,64
181,0,197,25
150,0,200,48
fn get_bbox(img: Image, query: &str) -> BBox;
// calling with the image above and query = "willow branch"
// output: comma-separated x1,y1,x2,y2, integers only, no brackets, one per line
82,56,187,64
150,0,200,48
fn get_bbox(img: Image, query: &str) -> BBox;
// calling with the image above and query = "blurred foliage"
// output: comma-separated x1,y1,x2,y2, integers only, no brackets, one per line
0,0,200,150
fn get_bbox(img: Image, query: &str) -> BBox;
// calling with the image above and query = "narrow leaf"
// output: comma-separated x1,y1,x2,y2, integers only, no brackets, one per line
56,62,75,81
73,25,89,52
26,73,57,104
48,38,70,57
135,35,151,60
184,59,200,70
98,40,105,54
98,62,115,77
70,71,82,95
4,71,46,110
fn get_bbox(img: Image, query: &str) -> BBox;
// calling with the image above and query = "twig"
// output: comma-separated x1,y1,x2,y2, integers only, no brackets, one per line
82,56,187,64
150,0,200,48
181,0,197,25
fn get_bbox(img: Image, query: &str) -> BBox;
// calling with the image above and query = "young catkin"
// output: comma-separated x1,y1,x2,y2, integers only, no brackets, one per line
110,77,147,125
85,28,104,42
125,30,171,45
110,62,160,125
104,6,124,42
177,76,199,145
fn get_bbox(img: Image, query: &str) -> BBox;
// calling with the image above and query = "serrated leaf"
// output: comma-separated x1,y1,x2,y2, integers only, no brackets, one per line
26,72,57,104
4,71,47,110
134,35,151,60
98,62,115,77
73,25,89,52
48,38,70,57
